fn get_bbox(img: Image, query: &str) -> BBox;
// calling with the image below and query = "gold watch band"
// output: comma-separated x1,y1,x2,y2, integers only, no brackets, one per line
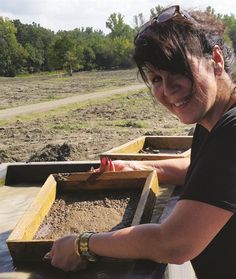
78,232,98,262
74,236,80,256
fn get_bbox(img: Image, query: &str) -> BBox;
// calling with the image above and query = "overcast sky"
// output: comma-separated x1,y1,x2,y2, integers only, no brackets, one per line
0,0,236,33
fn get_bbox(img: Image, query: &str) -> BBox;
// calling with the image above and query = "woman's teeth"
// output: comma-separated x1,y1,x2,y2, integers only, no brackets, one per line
174,95,191,107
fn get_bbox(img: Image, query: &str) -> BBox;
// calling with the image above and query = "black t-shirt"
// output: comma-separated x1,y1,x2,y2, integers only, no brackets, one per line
179,104,236,279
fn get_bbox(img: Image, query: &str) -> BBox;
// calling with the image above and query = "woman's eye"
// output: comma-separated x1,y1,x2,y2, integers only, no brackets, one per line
151,76,162,84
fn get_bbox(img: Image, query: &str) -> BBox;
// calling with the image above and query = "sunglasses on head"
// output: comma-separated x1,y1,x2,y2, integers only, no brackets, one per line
135,5,197,41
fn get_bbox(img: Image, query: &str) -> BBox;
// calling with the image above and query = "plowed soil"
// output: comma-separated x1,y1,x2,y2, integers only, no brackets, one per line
0,69,193,163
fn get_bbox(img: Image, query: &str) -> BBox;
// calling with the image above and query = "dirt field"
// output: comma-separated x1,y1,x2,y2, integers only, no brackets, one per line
0,69,139,110
0,69,193,163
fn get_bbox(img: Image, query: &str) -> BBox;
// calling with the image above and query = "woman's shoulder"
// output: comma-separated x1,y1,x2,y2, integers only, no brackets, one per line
213,103,236,132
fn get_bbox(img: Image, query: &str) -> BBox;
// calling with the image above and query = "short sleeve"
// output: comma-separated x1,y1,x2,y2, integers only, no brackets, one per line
180,112,236,213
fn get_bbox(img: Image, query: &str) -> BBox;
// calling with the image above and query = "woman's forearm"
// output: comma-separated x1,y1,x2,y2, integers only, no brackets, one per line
131,157,190,185
89,224,170,263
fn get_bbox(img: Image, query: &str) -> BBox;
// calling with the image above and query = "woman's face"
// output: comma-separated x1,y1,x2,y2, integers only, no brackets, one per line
146,56,218,129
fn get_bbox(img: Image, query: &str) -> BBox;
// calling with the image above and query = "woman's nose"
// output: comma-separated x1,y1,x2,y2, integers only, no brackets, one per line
163,77,178,97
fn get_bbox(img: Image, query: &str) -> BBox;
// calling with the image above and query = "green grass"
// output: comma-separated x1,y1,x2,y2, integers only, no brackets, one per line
0,179,5,186
51,123,81,131
0,68,141,110
16,70,67,78
105,119,149,129
0,89,145,127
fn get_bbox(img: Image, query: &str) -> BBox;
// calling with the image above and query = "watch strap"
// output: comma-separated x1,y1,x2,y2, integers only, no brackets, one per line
78,232,98,262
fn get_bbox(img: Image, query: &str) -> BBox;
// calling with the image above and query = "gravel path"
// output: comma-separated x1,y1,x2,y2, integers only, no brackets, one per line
0,84,146,120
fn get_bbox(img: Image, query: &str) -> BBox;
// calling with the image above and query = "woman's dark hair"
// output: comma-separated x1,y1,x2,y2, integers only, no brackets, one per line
134,11,235,86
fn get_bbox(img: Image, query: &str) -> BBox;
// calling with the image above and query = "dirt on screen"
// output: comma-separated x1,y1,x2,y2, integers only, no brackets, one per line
34,189,142,239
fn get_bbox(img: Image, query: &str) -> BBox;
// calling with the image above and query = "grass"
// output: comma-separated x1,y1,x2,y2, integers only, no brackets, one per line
0,179,5,186
0,90,141,126
16,70,67,78
0,87,192,140
109,120,149,129
0,68,140,110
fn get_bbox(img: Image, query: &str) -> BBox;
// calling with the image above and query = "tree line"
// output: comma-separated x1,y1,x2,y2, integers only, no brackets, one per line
0,6,236,77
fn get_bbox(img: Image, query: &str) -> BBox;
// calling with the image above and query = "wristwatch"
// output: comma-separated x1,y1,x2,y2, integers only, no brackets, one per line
75,232,98,262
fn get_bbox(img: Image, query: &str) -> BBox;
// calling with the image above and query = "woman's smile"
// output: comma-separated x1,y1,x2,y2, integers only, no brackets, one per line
171,93,193,108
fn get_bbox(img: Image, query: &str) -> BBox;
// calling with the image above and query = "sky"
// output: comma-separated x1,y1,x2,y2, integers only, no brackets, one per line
0,0,236,34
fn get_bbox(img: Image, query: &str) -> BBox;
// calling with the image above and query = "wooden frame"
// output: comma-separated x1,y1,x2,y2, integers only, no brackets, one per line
4,161,100,185
7,170,158,264
101,136,192,160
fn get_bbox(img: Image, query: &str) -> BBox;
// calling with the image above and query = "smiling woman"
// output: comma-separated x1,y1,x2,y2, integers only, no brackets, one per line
134,6,236,130
45,6,236,279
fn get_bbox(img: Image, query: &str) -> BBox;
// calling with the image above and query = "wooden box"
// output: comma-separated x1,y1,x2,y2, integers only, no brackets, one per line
101,136,192,160
6,170,158,264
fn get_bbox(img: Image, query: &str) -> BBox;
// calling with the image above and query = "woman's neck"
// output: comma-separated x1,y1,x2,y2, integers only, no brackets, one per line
199,75,236,131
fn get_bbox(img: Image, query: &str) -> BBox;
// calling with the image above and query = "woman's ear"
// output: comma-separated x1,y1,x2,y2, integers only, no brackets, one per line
211,45,224,76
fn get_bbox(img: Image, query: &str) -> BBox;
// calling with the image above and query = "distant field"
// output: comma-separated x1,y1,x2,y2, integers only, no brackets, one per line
0,69,139,110
0,68,192,163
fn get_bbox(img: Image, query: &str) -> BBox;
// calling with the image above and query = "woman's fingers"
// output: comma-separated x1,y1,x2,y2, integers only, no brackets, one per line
90,157,134,173
43,251,52,261
43,235,88,272
90,156,115,173
109,158,115,171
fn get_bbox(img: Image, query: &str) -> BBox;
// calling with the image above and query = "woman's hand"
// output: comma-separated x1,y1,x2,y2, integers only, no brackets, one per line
44,235,88,272
110,160,144,171
91,156,149,173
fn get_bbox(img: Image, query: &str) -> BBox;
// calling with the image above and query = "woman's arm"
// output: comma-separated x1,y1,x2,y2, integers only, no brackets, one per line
89,200,233,264
47,200,233,271
113,157,190,185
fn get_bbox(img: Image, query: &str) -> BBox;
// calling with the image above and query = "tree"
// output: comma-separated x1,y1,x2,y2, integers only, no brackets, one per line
94,38,115,69
106,13,134,40
24,43,44,73
111,37,134,68
48,33,83,74
0,17,27,76
83,47,96,70
13,19,54,72
133,13,145,31
221,14,236,52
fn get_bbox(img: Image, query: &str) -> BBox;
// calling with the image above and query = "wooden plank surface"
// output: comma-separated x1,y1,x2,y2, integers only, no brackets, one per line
102,153,189,160
132,171,158,225
101,136,192,161
7,175,57,242
5,161,100,185
7,171,159,268
145,136,192,149
102,136,145,154
55,171,155,191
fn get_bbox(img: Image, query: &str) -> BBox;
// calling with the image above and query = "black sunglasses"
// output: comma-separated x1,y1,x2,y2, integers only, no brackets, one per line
135,5,197,41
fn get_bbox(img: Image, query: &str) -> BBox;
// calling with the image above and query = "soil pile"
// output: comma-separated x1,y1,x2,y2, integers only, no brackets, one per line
27,143,75,162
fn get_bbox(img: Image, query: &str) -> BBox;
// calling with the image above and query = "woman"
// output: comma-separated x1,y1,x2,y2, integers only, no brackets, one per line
45,6,236,278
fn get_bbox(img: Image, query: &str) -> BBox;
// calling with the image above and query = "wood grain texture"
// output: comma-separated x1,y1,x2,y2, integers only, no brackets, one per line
6,170,159,267
101,136,192,161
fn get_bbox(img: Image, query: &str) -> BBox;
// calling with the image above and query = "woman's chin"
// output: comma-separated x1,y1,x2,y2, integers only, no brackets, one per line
178,115,197,125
